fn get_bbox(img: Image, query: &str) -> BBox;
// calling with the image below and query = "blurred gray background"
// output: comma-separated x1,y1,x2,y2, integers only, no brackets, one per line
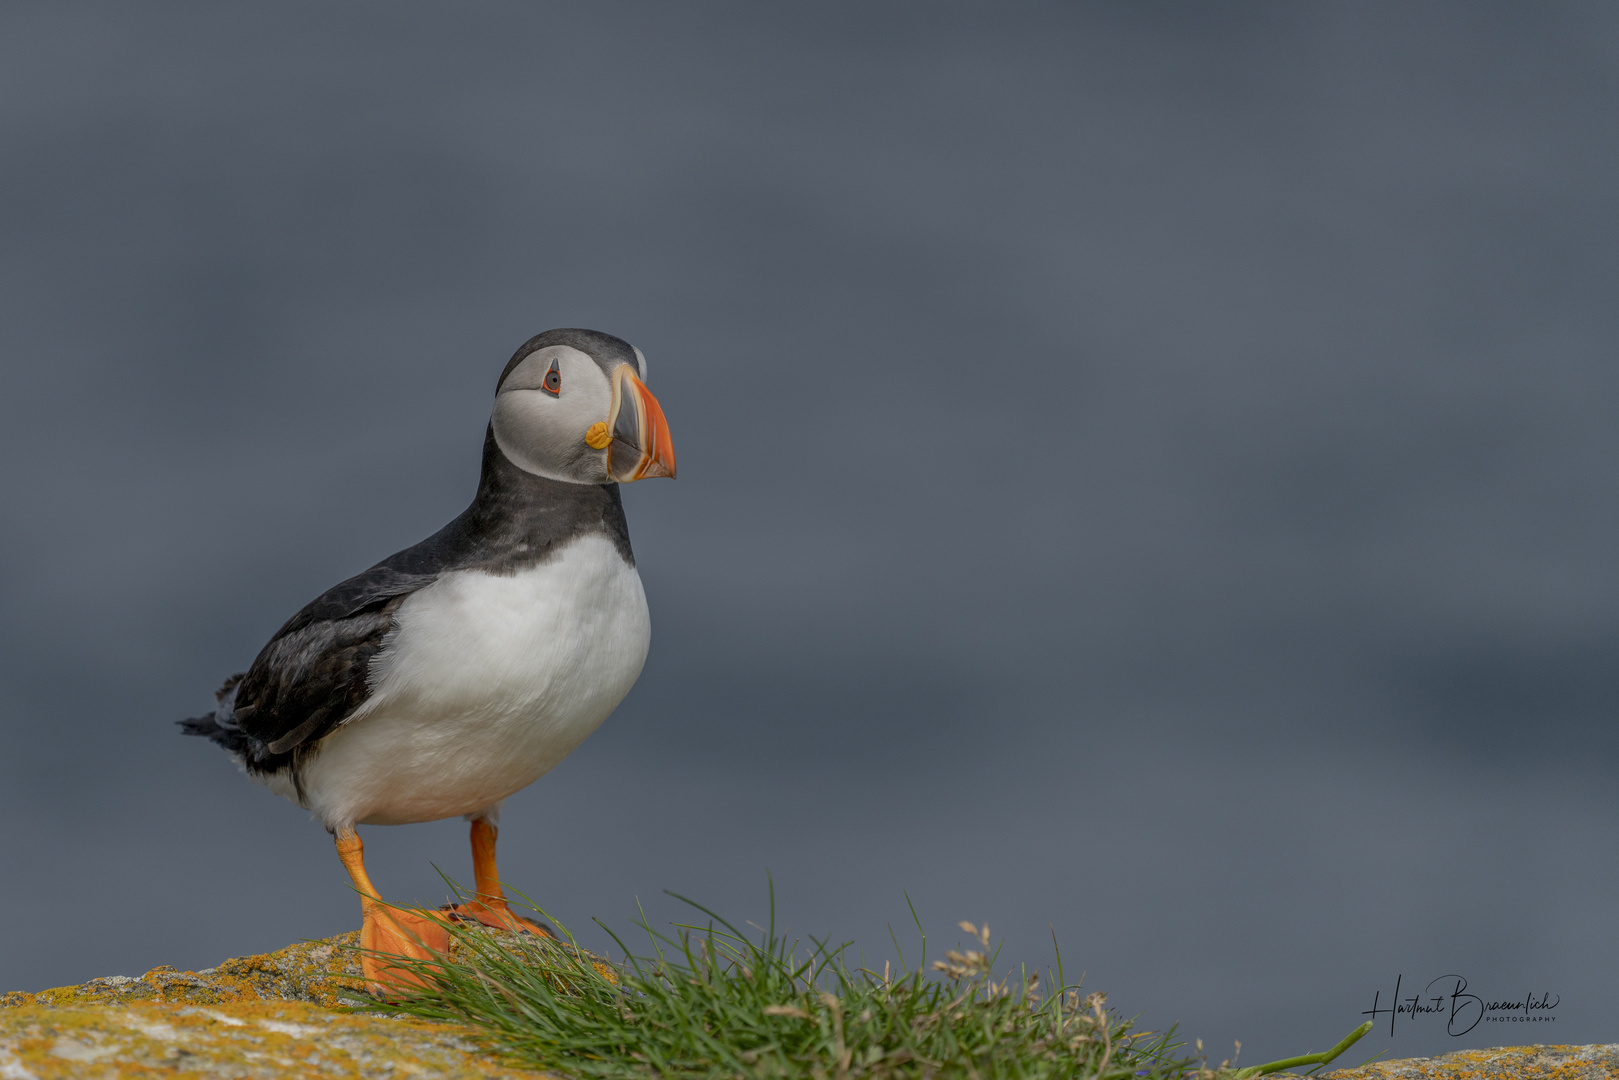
2,1,1615,1063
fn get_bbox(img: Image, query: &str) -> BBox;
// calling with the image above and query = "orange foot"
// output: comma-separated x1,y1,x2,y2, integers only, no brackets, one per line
359,902,451,998
439,898,554,937
334,828,453,998
441,817,555,938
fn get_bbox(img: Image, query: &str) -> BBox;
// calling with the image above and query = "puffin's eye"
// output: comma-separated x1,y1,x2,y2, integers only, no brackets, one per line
542,359,561,396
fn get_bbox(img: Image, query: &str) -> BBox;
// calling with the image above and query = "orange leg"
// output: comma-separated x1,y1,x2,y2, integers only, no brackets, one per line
439,819,553,937
335,829,450,997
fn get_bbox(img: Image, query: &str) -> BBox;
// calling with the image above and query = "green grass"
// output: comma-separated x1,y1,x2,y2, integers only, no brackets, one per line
361,883,1371,1080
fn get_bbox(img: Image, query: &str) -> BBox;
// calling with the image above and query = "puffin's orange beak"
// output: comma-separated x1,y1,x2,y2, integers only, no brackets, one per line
606,366,676,482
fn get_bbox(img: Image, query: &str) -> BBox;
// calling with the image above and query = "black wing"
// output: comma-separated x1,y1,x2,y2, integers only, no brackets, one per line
180,560,439,775
235,562,438,764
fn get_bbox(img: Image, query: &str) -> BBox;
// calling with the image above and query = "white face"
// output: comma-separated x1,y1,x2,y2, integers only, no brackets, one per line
491,345,616,483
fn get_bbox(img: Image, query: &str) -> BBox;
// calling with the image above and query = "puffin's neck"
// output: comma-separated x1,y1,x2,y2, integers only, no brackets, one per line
461,424,635,566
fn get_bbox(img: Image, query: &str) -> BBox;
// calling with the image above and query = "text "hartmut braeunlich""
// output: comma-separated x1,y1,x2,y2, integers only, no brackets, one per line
1363,975,1559,1037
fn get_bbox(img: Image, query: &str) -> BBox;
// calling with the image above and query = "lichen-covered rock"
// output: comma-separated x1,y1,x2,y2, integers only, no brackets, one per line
2,928,614,1013
0,930,611,1077
1321,1042,1619,1079
2,931,375,1012
0,999,541,1078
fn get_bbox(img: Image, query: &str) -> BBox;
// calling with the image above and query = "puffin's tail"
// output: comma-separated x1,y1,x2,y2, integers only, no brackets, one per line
178,673,253,756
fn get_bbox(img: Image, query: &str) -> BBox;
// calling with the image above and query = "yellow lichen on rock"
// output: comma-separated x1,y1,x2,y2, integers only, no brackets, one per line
2,931,374,1011
1321,1042,1619,1080
0,999,544,1078
0,930,615,1077
2,927,615,1013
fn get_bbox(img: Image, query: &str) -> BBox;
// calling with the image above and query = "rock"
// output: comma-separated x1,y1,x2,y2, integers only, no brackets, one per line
0,930,598,1078
0,1000,540,1079
2,932,377,1013
1320,1042,1619,1079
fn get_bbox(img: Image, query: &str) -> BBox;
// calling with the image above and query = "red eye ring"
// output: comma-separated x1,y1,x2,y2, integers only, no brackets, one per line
542,359,561,396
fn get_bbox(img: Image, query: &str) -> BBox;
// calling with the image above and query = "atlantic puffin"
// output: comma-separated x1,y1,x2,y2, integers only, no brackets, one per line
180,328,674,992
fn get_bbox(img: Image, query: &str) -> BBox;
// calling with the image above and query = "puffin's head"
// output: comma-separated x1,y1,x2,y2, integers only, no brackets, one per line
491,328,676,485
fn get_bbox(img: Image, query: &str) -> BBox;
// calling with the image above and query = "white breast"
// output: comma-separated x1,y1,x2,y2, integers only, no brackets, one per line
283,533,650,830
